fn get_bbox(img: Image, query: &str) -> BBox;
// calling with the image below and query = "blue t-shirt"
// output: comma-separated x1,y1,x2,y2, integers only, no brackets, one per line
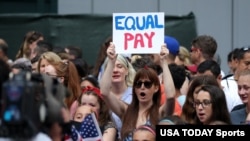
177,95,186,108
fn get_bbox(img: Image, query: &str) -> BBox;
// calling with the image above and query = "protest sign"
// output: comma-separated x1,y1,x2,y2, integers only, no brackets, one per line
113,12,164,54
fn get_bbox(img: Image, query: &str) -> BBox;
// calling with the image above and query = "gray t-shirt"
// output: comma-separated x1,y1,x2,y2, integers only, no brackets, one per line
230,106,247,124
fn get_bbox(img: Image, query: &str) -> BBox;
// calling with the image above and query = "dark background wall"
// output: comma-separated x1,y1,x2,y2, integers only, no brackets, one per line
0,12,196,67
0,0,57,13
1,0,250,75
0,0,197,65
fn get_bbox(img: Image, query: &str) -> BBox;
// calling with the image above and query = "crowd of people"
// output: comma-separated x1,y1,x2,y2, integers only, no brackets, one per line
0,30,250,141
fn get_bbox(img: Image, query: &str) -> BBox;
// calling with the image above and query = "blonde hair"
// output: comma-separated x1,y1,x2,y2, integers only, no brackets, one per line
130,55,142,64
177,46,192,66
38,51,62,73
119,54,136,86
103,54,136,87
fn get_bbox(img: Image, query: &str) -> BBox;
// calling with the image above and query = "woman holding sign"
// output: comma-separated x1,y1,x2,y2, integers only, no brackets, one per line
100,43,175,141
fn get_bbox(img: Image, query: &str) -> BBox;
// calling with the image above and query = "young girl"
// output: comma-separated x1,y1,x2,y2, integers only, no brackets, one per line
78,86,118,141
132,125,155,141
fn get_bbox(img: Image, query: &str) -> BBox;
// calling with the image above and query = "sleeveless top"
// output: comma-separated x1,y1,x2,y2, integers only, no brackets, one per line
111,87,133,139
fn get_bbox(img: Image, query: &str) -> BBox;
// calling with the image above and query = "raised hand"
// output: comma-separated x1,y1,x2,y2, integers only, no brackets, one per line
106,42,117,60
160,44,169,60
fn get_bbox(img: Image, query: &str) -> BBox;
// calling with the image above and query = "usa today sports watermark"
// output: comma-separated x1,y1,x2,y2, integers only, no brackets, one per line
156,125,250,139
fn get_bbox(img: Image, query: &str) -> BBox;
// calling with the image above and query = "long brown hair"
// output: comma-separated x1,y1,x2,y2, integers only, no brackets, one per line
181,75,220,124
53,61,81,108
193,85,231,125
92,36,112,78
78,86,112,127
16,31,44,59
121,67,161,140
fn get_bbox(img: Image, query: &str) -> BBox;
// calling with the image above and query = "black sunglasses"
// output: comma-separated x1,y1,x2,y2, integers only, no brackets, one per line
135,81,153,89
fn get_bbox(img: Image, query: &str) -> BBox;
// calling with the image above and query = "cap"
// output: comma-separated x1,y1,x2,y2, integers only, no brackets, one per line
164,36,180,56
185,65,197,73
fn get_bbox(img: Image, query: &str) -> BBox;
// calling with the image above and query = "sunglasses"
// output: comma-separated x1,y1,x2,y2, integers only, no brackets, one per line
190,47,199,52
135,81,153,89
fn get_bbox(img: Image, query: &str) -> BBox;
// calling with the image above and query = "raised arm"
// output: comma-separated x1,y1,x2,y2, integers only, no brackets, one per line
100,43,127,119
159,44,176,117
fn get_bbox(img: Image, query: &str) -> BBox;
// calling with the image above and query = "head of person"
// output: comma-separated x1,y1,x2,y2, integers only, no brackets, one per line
227,50,234,74
121,67,161,139
181,75,220,124
80,75,99,89
159,115,186,125
196,60,222,86
130,54,142,64
47,60,80,86
0,38,8,60
185,64,198,79
78,86,110,127
152,36,179,65
52,46,67,56
237,69,250,104
175,46,192,66
11,58,32,74
73,105,94,122
190,35,217,65
71,58,89,80
16,31,44,59
168,64,186,91
209,120,228,125
164,35,180,62
234,46,250,79
57,52,71,61
0,59,11,99
103,54,136,87
44,60,81,108
193,85,231,125
44,64,59,78
132,125,156,141
64,45,83,60
37,40,53,52
131,55,160,75
31,40,53,60
31,55,40,73
38,51,62,73
227,48,241,74
132,67,161,105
